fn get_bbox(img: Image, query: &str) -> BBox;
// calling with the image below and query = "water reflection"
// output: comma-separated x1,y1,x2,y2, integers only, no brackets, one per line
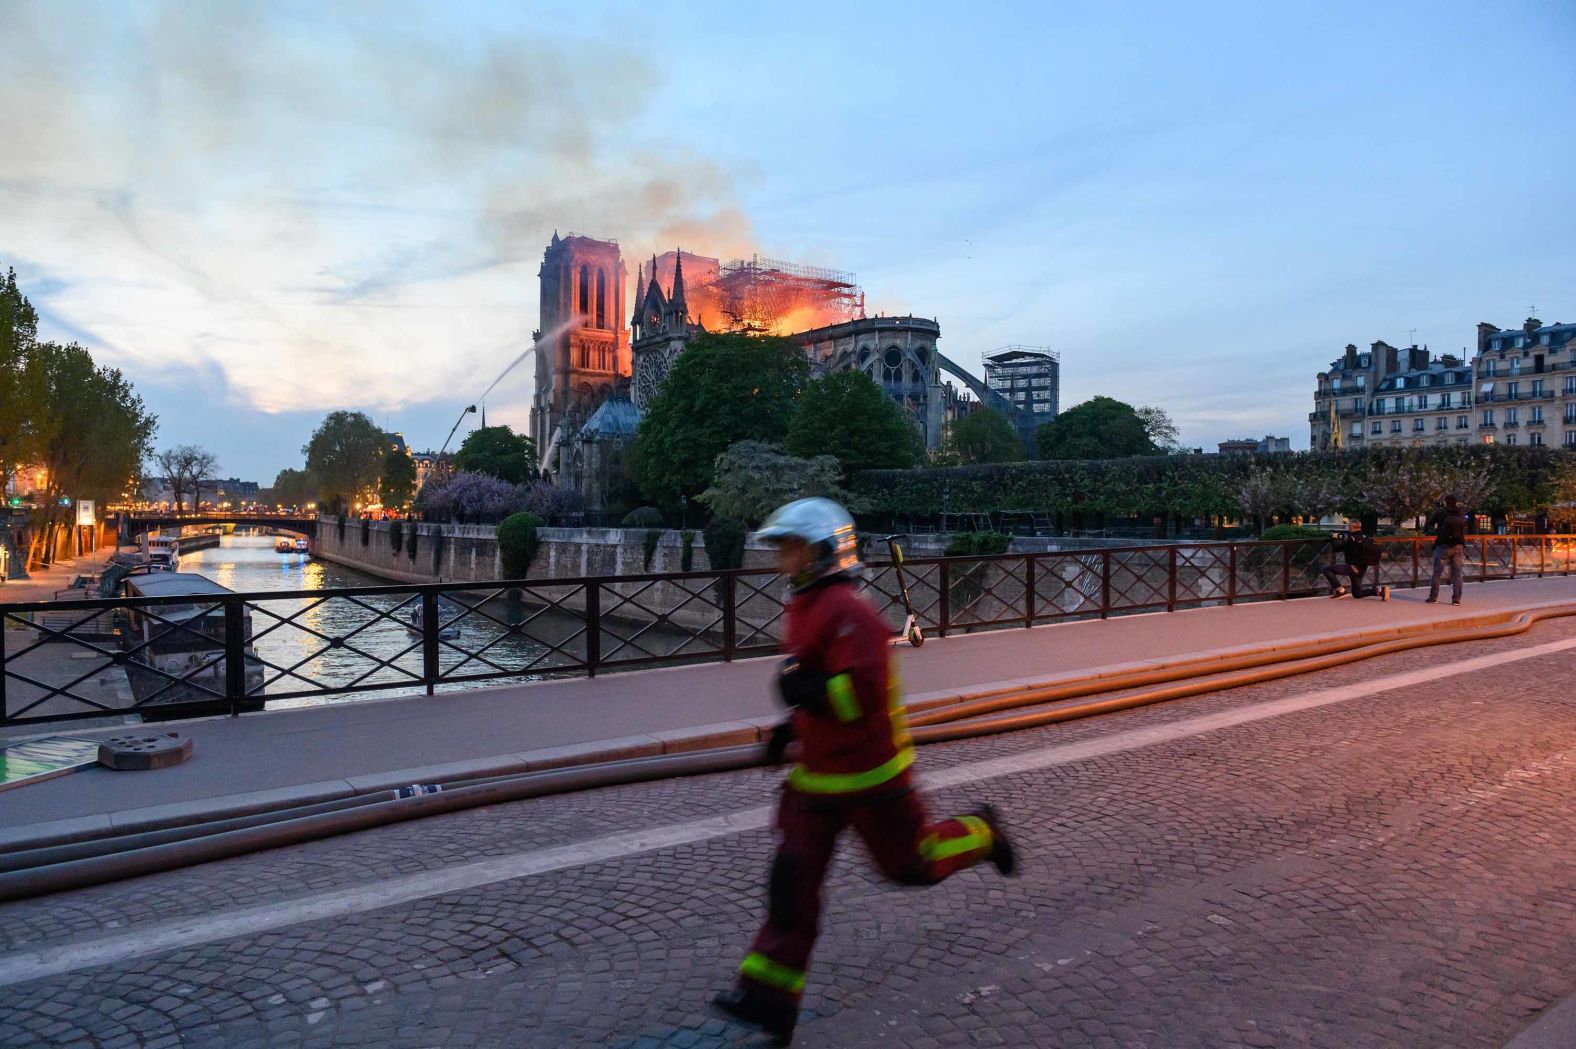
177,534,558,709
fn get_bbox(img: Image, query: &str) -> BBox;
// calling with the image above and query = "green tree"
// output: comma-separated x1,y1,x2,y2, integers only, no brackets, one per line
1036,396,1160,460
28,341,157,563
0,268,43,498
450,425,538,484
699,441,851,525
630,332,811,507
497,511,543,577
380,448,418,509
303,410,385,511
1135,405,1183,453
268,467,316,509
785,371,920,475
939,408,1022,466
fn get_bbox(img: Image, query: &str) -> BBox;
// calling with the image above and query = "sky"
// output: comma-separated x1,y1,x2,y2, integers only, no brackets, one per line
3,0,1574,482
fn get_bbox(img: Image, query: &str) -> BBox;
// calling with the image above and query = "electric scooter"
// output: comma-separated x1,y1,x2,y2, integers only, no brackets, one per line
882,534,924,647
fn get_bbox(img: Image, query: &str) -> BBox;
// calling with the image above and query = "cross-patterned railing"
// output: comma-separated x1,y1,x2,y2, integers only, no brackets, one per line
4,535,1573,725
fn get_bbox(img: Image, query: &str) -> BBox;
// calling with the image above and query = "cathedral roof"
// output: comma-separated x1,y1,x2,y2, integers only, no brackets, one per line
579,394,642,440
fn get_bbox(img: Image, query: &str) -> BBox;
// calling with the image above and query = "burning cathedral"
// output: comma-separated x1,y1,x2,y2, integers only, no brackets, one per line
530,233,993,517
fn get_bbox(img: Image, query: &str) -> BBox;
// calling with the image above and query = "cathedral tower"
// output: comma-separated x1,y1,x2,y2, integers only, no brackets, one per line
531,233,630,459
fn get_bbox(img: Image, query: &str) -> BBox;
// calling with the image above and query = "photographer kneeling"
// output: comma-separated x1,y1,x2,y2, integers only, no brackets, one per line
1321,519,1389,600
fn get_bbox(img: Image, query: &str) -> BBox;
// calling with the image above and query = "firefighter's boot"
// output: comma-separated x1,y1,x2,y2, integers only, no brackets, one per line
711,987,797,1045
975,804,1017,876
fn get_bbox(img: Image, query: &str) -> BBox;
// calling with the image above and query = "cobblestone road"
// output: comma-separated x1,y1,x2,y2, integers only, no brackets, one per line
5,619,1576,1047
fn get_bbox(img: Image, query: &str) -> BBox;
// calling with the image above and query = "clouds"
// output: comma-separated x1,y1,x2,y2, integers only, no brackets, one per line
0,1,755,416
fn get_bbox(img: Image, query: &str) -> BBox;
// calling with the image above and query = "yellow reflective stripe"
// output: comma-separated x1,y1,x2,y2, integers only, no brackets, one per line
826,673,859,722
787,747,915,794
919,815,993,863
888,663,912,750
739,952,806,993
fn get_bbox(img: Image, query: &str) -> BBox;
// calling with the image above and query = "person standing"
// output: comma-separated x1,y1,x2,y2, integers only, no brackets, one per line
1322,519,1388,599
711,498,1016,1046
1425,494,1469,604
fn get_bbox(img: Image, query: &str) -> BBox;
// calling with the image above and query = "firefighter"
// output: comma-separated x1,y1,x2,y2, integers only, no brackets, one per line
711,497,1016,1045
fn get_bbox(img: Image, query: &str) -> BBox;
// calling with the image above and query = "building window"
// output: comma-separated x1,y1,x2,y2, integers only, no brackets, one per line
1531,431,1544,446
1565,377,1576,395
1436,417,1448,430
1533,380,1545,396
1482,410,1495,425
1507,434,1518,445
1507,381,1519,399
1486,360,1498,376
1566,431,1576,448
1412,418,1425,431
1350,422,1361,437
595,269,606,328
1531,407,1543,423
1440,393,1452,408
1331,377,1342,392
578,264,590,315
1511,357,1522,373
1565,404,1576,424
1418,394,1430,410
1352,398,1362,412
1371,421,1383,435
1507,408,1519,424
1355,375,1366,389
1391,420,1402,433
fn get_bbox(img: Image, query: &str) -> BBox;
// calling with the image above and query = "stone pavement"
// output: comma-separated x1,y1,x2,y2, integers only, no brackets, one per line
2,617,1576,1046
5,574,1576,847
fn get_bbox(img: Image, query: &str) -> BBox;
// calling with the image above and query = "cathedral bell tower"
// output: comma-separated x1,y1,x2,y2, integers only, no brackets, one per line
531,232,630,462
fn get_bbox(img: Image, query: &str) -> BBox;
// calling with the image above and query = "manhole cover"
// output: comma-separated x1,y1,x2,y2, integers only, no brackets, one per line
98,733,193,771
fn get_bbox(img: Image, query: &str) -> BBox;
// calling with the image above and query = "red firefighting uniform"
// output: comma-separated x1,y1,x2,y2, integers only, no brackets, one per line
736,576,995,1007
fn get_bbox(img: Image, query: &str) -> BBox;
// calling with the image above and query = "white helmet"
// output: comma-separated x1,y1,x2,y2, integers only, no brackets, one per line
754,497,861,589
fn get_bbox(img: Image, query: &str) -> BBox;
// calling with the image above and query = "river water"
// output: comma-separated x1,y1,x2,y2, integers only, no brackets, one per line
178,534,561,709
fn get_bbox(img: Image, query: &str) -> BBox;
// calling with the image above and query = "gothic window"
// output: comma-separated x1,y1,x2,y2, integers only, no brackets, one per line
579,265,590,315
883,347,903,385
595,269,607,328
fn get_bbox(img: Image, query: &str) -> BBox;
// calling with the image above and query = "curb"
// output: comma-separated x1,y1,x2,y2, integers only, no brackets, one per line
2,597,1570,853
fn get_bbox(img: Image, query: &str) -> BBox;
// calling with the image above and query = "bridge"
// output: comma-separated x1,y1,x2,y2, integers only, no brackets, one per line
112,511,317,539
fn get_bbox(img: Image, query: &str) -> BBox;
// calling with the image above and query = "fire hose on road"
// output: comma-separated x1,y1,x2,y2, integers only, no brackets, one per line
3,602,1575,904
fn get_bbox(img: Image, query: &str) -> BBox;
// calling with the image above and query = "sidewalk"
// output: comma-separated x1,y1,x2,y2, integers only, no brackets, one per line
5,574,1576,848
0,552,112,603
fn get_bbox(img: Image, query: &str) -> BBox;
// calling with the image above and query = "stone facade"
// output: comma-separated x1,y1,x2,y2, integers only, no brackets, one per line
1475,317,1576,450
531,233,630,460
1310,315,1576,452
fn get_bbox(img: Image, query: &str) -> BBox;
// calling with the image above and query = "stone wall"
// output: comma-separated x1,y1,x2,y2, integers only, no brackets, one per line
310,518,785,638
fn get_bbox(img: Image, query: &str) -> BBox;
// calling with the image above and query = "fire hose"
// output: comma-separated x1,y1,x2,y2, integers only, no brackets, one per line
2,602,1574,904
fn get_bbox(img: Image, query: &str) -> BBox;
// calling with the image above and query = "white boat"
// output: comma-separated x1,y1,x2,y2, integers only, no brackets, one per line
144,534,180,570
293,538,309,553
274,538,294,553
405,600,463,640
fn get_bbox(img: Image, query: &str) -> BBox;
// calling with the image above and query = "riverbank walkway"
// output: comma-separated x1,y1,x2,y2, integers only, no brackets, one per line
5,573,1576,850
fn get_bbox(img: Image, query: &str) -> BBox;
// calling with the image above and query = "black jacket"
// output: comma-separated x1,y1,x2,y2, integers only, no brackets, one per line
1333,530,1380,569
1426,508,1469,548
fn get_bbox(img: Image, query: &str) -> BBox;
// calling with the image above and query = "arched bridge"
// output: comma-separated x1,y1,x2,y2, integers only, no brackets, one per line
114,512,317,539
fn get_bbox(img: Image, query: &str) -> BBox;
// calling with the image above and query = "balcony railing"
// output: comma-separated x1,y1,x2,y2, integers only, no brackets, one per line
5,536,1574,727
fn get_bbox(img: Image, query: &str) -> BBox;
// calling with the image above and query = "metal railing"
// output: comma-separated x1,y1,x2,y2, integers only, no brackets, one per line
4,535,1574,727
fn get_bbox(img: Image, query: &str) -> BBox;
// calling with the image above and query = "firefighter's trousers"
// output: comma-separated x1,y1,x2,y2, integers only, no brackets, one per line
737,778,994,1006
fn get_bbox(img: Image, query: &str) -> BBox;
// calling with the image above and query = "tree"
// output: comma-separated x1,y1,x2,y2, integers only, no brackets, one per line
699,441,851,525
1136,405,1183,453
630,332,811,507
187,448,219,509
450,425,538,484
27,341,157,564
938,409,1022,466
0,268,43,499
415,471,515,522
269,467,316,508
785,371,920,475
153,446,195,510
303,410,385,511
380,448,417,509
1036,396,1160,460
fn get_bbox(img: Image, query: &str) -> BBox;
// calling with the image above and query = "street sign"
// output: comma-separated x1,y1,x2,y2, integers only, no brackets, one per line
75,499,96,527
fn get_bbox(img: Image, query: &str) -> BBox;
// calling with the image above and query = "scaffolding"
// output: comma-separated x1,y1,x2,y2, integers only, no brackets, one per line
712,255,864,333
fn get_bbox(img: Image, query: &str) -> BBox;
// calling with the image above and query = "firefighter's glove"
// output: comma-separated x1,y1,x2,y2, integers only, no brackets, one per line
776,658,830,716
764,720,794,766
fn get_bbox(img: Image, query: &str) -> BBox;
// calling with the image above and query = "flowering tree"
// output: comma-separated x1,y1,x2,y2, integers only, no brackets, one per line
512,480,584,522
416,471,515,522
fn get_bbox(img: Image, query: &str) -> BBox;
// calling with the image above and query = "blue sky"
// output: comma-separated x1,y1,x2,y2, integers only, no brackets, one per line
3,0,1573,482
